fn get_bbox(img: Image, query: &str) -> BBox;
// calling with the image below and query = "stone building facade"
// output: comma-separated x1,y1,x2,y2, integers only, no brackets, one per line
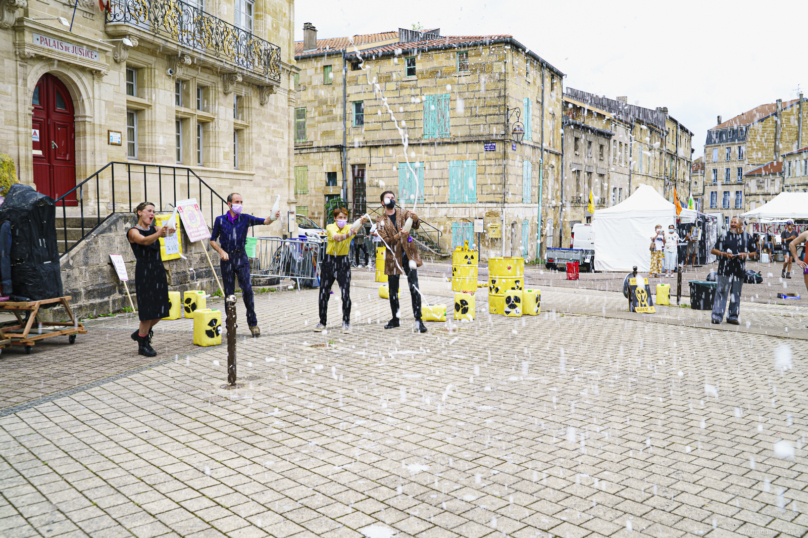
783,146,808,192
690,156,704,211
293,25,564,260
703,95,807,221
1,0,296,235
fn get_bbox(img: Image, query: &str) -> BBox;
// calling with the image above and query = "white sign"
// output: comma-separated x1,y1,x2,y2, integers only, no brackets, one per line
474,217,484,234
177,199,211,242
109,254,129,282
32,129,39,142
164,208,180,256
33,33,100,61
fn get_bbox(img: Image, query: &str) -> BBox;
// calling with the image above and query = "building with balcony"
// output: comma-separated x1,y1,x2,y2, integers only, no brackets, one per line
292,24,564,260
0,0,294,230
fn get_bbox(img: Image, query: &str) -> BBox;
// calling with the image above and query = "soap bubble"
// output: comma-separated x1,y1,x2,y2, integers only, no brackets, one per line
774,440,795,459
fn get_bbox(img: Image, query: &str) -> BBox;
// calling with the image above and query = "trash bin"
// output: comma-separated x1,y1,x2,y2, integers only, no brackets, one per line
566,261,579,281
689,281,716,310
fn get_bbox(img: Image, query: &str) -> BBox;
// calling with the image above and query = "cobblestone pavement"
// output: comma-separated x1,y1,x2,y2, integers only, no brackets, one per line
1,271,807,538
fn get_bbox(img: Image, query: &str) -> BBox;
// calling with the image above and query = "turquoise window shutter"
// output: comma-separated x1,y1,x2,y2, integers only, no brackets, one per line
449,161,462,203
465,222,475,249
521,220,529,259
523,98,532,141
436,94,450,138
451,222,460,249
423,95,435,139
523,160,532,203
398,163,408,202
417,164,424,203
463,160,477,203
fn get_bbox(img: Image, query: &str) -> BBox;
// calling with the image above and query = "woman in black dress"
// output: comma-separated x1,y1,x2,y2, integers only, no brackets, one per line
128,202,174,357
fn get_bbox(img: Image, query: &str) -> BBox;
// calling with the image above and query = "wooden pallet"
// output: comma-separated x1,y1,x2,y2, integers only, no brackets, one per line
0,296,87,354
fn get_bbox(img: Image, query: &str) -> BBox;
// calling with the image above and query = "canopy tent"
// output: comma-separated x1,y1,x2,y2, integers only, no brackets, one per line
593,185,676,272
740,192,808,220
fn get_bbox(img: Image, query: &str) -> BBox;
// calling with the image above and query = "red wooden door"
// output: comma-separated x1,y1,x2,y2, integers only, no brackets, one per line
32,74,76,204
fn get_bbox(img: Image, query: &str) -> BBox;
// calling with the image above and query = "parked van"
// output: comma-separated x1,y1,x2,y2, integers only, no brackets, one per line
571,223,595,250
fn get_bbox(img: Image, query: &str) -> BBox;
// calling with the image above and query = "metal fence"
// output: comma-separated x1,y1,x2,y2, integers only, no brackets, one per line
250,237,321,287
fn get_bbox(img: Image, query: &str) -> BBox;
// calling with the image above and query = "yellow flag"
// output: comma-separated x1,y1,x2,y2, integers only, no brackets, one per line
588,190,595,214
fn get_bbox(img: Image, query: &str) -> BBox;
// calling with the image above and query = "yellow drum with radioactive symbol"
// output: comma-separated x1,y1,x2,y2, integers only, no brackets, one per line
183,290,206,318
523,289,541,316
488,295,505,315
193,309,222,346
453,277,478,293
379,284,389,299
454,293,475,321
504,290,523,317
452,265,478,279
422,304,447,322
452,246,478,266
489,257,524,277
489,276,523,296
375,247,388,283
163,291,182,320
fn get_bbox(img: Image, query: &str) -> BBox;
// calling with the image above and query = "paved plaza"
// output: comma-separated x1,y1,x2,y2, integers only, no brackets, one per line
1,268,807,538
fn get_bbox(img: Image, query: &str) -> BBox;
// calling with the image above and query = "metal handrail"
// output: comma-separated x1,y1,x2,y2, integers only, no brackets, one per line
54,162,228,255
367,205,444,252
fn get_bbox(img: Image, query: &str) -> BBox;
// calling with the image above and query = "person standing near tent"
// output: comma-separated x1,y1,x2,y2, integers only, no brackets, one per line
781,220,798,279
711,216,757,325
314,207,367,333
789,229,808,305
128,202,174,357
663,224,679,277
209,193,280,337
650,225,665,278
685,227,699,269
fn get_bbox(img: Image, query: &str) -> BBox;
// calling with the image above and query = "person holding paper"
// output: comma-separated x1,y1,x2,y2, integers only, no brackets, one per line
127,202,174,357
209,193,280,337
314,207,368,333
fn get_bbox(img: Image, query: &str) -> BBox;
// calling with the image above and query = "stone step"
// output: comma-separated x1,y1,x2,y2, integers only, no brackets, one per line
54,216,107,229
55,228,88,241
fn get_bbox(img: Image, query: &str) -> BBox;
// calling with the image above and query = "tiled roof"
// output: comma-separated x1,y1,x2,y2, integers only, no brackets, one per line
294,31,399,57
692,158,704,172
713,99,800,129
745,161,784,176
346,34,512,57
783,146,808,157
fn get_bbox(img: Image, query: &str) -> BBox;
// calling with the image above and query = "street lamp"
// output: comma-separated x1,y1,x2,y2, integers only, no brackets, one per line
506,107,524,143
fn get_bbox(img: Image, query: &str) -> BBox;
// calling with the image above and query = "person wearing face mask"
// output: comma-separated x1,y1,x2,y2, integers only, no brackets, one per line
209,193,280,337
377,190,427,333
649,225,665,278
781,220,798,279
710,216,757,325
663,224,680,277
315,207,367,333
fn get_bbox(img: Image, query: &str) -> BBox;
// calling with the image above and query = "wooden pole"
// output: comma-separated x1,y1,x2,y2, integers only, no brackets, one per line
201,243,225,297
122,281,136,313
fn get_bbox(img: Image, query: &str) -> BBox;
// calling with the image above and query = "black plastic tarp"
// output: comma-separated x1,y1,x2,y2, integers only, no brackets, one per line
0,184,63,301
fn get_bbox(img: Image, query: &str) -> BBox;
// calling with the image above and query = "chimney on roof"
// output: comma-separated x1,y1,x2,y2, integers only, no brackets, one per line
616,96,627,103
717,116,722,125
303,23,317,52
775,99,783,161
657,107,668,115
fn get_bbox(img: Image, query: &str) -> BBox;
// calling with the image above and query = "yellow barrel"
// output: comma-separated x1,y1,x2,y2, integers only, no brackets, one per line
163,291,182,320
489,257,524,277
379,284,389,299
193,309,222,346
183,290,206,318
375,247,388,282
452,247,478,266
656,284,670,306
452,276,478,293
523,289,541,316
504,290,523,317
489,276,523,296
454,293,475,321
452,265,478,279
488,295,505,315
422,304,447,322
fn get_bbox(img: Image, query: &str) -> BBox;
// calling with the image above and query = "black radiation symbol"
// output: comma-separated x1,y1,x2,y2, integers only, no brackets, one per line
490,278,501,295
505,294,521,309
205,318,221,339
635,288,649,308
452,266,457,276
184,297,197,314
455,298,469,315
168,297,173,311
513,279,522,290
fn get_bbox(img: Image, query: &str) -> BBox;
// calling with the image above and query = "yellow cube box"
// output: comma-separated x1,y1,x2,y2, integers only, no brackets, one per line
454,293,475,321
523,289,541,316
184,290,206,318
489,257,524,277
504,290,523,317
452,248,478,266
656,283,670,306
452,265,478,279
488,295,505,315
193,309,222,347
452,276,478,293
488,276,523,296
163,291,182,320
422,304,447,322
379,284,389,299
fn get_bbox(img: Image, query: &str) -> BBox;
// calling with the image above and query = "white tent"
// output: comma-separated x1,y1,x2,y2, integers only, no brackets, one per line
741,192,808,220
593,185,676,272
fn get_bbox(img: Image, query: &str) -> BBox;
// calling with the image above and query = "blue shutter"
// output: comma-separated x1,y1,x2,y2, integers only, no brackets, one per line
398,163,409,203
417,163,424,203
423,95,434,139
523,97,531,141
522,160,532,203
451,222,460,249
463,160,477,203
449,161,462,203
521,220,530,260
437,94,450,138
465,222,475,249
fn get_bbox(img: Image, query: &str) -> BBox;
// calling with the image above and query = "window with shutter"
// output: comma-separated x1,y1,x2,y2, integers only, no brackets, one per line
463,160,477,203
295,108,306,142
294,166,308,194
424,94,450,139
323,65,332,85
522,97,531,141
521,220,529,260
451,222,460,249
452,222,474,249
398,163,424,204
522,160,532,203
449,161,462,203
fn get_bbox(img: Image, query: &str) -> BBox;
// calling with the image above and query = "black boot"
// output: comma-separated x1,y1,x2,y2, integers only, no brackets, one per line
385,319,400,329
137,334,157,357
416,321,427,333
131,329,153,343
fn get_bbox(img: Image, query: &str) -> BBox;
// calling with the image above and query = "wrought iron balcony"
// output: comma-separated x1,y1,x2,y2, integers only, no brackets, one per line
107,0,280,82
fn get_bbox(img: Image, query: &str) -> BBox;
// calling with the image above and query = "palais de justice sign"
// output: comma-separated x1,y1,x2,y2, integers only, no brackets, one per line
33,34,100,62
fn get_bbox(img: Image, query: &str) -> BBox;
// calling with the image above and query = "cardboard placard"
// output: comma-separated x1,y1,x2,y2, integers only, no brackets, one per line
109,254,129,282
155,212,182,261
629,277,655,314
176,198,210,242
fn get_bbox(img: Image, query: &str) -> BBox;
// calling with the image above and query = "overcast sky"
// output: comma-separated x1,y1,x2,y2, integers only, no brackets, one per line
294,0,807,159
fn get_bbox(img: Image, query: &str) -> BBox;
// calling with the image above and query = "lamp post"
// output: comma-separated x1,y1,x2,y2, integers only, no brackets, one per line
501,107,525,256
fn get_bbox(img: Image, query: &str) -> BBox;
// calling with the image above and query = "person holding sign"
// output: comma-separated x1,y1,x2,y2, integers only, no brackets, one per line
314,207,368,333
209,193,280,337
127,202,175,357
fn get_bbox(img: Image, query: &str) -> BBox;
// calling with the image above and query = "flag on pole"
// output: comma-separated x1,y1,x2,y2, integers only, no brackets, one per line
688,196,695,210
587,190,595,214
674,188,682,215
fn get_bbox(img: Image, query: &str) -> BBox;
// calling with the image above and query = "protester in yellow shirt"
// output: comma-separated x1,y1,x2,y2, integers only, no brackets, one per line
315,207,367,333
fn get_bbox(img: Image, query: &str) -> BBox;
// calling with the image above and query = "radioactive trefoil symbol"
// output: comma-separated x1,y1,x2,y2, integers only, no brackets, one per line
455,299,469,315
205,318,221,339
184,297,197,314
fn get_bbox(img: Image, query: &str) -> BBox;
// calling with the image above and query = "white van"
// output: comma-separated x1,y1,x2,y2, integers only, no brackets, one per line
571,223,595,250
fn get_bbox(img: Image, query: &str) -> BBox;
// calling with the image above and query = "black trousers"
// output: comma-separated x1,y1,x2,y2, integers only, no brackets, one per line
388,253,421,321
318,254,351,324
353,239,369,266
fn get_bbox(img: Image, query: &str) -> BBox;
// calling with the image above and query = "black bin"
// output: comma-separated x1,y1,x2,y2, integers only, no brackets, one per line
689,281,716,310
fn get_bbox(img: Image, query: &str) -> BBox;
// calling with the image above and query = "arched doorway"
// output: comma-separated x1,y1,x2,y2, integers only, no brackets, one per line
32,73,76,204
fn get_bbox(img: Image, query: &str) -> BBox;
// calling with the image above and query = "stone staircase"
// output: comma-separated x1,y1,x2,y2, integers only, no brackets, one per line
55,216,106,255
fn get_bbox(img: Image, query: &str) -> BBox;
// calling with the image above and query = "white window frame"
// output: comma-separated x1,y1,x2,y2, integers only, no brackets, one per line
236,0,254,32
234,130,239,169
712,148,718,162
126,110,138,159
175,119,183,163
197,87,204,111
738,146,744,160
197,123,203,166
175,81,182,107
125,67,137,97
725,147,731,161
